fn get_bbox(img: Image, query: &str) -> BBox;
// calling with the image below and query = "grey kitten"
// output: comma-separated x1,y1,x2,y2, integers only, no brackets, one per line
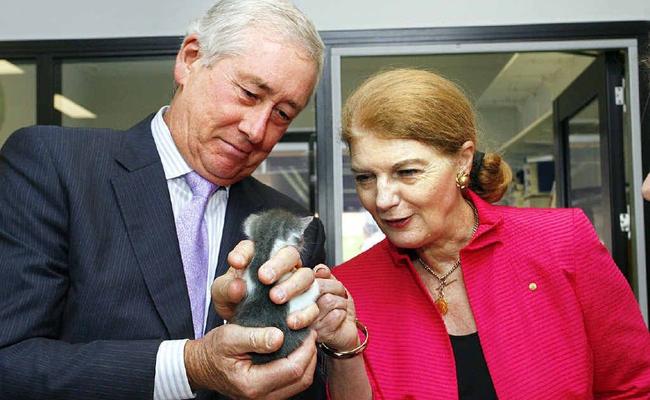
232,209,318,364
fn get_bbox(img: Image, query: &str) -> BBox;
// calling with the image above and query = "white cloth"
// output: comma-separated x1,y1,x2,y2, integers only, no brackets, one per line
151,106,229,400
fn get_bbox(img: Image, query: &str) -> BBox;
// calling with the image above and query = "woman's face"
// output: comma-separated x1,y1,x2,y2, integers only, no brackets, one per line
350,134,469,250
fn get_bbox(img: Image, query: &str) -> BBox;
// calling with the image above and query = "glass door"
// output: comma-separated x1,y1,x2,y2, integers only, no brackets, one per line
553,51,628,276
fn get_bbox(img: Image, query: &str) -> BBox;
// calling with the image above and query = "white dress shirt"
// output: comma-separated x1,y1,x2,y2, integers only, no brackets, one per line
150,107,229,400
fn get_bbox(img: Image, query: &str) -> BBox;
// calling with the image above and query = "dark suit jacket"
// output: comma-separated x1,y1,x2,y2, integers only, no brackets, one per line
0,116,326,399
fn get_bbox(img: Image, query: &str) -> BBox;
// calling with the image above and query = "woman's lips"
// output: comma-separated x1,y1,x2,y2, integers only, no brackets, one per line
383,216,411,229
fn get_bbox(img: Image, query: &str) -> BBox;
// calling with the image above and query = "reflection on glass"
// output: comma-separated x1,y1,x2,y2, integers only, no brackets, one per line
61,57,175,130
567,98,611,250
0,60,36,147
253,140,312,211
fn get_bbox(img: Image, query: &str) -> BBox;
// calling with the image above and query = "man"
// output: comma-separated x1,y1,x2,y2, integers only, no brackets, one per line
0,0,327,399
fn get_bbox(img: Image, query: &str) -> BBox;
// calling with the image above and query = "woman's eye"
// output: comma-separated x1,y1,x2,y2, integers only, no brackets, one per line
398,169,420,177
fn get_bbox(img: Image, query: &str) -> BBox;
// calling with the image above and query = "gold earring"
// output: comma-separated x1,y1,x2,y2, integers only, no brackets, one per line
456,171,469,190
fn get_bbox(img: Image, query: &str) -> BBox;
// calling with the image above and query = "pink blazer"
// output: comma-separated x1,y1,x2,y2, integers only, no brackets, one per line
333,191,650,399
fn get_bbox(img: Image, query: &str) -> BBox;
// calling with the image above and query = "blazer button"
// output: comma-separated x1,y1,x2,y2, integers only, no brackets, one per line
529,282,538,291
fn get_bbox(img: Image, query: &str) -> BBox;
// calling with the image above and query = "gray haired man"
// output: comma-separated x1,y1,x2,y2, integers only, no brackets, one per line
0,0,327,399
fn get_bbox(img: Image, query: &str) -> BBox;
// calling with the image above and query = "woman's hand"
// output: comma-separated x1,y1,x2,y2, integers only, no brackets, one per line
312,266,360,352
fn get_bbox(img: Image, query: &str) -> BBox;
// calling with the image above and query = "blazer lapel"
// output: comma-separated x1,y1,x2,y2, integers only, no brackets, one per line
205,179,262,331
111,117,194,339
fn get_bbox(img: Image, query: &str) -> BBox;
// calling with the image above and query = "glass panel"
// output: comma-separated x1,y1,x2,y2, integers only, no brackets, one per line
338,52,596,261
61,57,175,130
0,59,36,147
253,139,312,211
567,98,611,250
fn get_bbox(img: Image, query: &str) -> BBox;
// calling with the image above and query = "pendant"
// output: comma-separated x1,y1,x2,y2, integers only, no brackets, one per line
435,297,449,315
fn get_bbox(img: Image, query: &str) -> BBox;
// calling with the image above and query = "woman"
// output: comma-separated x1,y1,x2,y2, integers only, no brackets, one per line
315,69,650,399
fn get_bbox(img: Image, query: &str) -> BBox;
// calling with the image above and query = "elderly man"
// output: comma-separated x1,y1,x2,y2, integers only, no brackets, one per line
0,0,327,399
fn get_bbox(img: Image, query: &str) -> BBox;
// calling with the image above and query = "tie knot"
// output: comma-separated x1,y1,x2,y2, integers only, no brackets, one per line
185,171,217,198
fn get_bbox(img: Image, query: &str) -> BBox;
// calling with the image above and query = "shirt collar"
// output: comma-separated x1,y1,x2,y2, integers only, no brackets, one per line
151,106,193,180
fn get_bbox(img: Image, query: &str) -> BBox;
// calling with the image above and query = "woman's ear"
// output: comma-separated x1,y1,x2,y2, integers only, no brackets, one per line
173,34,202,87
458,140,475,173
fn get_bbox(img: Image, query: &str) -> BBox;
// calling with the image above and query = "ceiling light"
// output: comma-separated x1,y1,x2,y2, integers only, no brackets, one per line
53,94,97,119
0,60,24,75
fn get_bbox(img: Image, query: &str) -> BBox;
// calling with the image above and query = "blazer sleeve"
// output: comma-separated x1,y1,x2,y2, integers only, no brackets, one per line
572,209,650,398
0,128,161,399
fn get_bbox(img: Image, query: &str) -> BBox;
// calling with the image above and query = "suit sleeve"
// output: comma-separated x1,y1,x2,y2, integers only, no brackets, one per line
0,128,161,399
572,209,650,398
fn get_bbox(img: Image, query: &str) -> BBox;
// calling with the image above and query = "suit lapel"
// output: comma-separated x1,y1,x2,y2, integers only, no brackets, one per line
205,179,262,331
111,116,194,339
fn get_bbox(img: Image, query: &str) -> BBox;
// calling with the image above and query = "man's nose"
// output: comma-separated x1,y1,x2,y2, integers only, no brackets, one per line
240,105,272,144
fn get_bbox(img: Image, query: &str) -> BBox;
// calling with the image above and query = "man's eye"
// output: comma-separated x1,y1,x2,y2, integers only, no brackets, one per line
275,108,291,122
354,174,373,184
240,87,258,100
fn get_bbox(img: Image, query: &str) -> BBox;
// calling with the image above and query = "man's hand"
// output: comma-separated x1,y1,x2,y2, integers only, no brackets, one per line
184,325,318,399
211,239,319,329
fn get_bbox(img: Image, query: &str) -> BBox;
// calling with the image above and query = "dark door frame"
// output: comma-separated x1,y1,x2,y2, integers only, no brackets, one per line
554,52,627,275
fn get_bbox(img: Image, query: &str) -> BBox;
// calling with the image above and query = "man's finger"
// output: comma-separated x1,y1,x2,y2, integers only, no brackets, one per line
218,324,284,355
287,303,320,330
211,269,247,319
269,267,314,304
227,240,255,270
264,341,318,399
258,246,302,285
247,330,318,398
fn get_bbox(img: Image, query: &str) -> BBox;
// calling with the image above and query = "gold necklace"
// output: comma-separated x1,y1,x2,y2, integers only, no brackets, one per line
418,200,479,315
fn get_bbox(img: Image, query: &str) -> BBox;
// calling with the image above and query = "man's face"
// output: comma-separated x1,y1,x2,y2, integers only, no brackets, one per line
166,33,318,186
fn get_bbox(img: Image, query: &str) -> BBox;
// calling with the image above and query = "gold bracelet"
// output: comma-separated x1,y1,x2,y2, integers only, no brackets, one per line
318,319,369,359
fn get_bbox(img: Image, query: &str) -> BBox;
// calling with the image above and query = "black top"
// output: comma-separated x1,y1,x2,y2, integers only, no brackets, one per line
450,332,498,400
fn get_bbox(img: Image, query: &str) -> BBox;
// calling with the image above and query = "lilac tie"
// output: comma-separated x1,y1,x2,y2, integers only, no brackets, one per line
177,171,217,339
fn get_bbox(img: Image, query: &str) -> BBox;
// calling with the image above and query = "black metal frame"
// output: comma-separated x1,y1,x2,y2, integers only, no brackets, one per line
553,52,628,276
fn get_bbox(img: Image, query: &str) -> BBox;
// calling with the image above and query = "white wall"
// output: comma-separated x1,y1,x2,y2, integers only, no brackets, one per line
0,0,648,41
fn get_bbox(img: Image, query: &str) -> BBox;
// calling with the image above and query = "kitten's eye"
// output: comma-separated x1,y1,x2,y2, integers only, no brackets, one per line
285,233,301,247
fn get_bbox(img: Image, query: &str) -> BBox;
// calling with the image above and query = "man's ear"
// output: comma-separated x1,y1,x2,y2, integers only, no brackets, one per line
173,34,202,87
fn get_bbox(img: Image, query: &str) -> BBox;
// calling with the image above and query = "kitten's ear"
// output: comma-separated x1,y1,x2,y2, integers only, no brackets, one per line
243,214,260,239
300,215,315,233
